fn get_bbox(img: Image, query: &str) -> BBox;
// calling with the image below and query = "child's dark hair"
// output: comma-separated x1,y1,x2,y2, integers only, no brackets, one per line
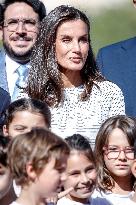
0,135,10,167
4,98,51,128
65,134,96,165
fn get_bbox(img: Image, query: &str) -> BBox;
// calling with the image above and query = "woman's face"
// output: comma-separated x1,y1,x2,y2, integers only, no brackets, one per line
103,128,134,179
63,150,97,203
55,19,89,73
3,110,48,138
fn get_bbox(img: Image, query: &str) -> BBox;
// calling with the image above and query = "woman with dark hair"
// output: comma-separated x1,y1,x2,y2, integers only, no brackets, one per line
27,5,125,147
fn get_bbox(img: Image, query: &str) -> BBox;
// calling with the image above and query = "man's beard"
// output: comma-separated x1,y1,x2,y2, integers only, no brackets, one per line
3,38,33,64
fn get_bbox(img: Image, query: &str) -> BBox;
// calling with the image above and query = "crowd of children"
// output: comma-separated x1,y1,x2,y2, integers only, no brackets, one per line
0,99,136,205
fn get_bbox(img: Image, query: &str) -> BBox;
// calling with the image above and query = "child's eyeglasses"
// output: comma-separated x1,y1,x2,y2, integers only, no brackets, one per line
103,145,134,160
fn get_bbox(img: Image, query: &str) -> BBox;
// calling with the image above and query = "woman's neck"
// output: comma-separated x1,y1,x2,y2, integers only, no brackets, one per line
111,175,133,195
61,70,82,88
0,185,16,205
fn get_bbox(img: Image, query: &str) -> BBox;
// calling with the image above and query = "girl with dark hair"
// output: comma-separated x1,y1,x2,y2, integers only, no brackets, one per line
93,115,136,205
57,134,110,205
3,98,51,138
27,5,125,147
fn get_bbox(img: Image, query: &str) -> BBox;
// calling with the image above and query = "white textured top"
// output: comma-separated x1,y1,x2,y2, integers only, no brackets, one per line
51,81,125,147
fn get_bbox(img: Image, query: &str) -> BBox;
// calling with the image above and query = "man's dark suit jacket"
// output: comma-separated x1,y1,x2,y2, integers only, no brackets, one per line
97,37,136,117
0,87,10,125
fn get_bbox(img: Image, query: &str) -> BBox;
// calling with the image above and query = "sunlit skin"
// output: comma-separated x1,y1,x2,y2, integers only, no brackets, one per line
63,150,97,204
55,19,89,88
104,128,134,194
3,2,39,63
3,110,48,138
16,155,68,205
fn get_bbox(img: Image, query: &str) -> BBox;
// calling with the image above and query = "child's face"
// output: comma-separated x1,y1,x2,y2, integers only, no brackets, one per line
103,128,134,179
0,163,12,199
31,155,68,200
63,151,97,203
3,110,48,138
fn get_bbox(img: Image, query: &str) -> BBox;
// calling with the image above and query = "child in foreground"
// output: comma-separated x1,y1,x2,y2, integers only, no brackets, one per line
57,134,110,205
8,128,70,205
0,136,16,205
93,115,136,205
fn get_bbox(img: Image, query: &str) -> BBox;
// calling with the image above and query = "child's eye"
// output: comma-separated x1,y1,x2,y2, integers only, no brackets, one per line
86,166,95,173
69,171,80,177
14,126,26,131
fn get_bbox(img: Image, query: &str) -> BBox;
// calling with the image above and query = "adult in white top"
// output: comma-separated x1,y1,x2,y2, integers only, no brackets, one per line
27,5,125,145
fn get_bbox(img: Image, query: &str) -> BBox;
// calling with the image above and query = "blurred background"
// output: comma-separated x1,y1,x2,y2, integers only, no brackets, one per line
42,0,135,55
0,0,135,55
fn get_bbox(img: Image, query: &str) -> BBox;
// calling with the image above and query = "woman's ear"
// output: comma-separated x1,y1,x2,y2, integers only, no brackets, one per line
26,163,37,181
131,160,136,178
3,125,9,136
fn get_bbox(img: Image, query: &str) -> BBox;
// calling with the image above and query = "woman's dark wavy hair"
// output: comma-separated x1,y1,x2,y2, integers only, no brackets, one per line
94,115,136,192
27,5,104,107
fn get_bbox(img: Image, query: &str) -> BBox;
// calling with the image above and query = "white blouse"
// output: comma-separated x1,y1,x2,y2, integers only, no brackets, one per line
50,80,125,147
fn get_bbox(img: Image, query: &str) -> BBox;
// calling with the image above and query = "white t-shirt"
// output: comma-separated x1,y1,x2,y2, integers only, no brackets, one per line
92,189,134,205
57,196,111,205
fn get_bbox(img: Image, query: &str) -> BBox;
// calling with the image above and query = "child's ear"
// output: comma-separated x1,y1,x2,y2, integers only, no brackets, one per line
26,163,37,181
131,160,136,177
3,125,9,136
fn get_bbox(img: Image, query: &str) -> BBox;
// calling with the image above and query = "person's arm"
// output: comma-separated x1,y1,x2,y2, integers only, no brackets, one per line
0,89,11,125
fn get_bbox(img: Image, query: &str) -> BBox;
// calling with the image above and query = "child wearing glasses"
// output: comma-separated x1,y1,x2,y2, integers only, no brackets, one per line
93,115,136,205
8,128,70,205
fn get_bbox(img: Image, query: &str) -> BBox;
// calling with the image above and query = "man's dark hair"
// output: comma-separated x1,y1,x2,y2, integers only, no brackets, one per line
0,0,46,23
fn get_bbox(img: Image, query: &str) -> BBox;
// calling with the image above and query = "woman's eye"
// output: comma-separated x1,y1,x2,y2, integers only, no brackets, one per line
80,37,88,43
62,38,71,43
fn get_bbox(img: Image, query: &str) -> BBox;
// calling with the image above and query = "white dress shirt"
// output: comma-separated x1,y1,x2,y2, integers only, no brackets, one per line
6,55,29,100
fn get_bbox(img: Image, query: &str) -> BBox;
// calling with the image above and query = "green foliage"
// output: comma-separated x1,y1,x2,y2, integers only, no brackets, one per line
88,4,136,55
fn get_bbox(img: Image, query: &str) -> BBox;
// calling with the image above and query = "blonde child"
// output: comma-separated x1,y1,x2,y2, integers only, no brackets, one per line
8,128,70,205
57,134,110,205
93,115,136,205
0,136,16,205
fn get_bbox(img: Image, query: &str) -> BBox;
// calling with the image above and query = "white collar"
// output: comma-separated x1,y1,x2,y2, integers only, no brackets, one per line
6,55,30,74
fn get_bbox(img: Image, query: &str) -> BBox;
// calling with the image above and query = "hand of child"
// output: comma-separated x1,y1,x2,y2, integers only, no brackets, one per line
46,187,74,205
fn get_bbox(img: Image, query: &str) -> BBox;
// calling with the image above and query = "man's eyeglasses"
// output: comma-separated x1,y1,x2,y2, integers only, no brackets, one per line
103,145,134,160
3,18,39,32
